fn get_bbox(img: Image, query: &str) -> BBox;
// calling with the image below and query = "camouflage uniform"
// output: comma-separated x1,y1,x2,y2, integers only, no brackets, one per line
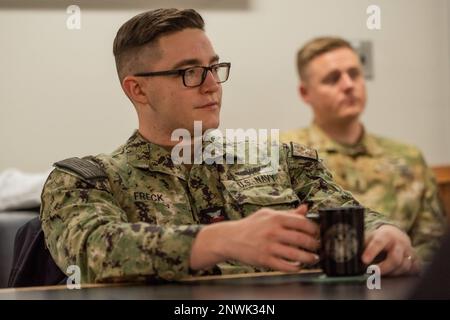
41,130,390,283
281,124,446,261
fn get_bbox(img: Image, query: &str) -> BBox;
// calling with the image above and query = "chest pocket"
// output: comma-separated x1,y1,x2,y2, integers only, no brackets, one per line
221,170,300,207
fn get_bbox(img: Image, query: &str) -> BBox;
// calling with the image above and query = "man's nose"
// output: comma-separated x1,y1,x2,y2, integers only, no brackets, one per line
200,70,220,93
340,72,355,91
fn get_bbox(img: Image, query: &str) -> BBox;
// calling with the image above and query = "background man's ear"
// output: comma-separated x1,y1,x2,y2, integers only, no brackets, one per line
122,76,149,105
299,82,309,104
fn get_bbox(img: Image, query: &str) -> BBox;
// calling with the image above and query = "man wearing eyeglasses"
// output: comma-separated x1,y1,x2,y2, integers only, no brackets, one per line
40,9,419,284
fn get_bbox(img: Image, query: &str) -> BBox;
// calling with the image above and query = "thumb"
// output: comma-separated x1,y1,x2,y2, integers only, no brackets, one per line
293,204,308,217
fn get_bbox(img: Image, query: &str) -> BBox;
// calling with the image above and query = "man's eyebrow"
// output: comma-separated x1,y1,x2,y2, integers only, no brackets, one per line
347,66,361,73
171,55,220,69
210,55,220,64
322,69,340,80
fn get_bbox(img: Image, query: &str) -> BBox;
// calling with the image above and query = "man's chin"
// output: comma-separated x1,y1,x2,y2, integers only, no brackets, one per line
195,113,221,131
340,105,363,118
334,112,362,126
202,119,220,132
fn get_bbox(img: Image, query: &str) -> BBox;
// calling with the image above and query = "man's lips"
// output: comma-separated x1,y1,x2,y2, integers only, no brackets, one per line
196,101,219,109
341,97,358,105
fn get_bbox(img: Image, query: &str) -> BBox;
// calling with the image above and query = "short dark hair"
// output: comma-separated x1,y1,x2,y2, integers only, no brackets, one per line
113,8,205,82
296,37,354,81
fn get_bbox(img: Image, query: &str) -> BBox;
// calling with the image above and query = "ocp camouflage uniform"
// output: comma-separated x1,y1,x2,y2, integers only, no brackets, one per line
281,124,446,261
41,130,390,283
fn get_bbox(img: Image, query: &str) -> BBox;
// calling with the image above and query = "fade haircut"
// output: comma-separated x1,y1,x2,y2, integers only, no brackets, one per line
113,8,205,82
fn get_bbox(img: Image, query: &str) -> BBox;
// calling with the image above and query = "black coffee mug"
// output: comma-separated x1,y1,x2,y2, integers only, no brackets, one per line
318,206,365,276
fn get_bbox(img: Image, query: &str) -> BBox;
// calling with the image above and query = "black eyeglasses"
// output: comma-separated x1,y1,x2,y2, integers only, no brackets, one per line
134,62,231,88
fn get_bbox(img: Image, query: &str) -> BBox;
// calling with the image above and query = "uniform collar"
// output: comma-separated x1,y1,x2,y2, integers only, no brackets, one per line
308,123,384,157
124,130,232,179
125,130,187,180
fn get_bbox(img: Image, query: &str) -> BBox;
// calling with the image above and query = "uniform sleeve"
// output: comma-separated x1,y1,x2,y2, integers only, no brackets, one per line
408,154,447,261
283,144,393,232
40,168,203,283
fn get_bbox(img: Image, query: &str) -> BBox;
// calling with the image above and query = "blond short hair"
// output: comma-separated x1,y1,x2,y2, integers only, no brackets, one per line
296,37,354,81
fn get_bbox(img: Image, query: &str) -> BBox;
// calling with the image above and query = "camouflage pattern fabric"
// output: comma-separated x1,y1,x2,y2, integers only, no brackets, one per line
41,130,391,283
281,124,446,261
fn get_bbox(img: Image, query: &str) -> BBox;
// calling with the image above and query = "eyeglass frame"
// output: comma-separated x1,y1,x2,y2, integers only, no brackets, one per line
133,62,231,88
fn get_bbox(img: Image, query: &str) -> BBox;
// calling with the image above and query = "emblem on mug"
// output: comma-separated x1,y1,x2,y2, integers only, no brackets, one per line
324,223,359,263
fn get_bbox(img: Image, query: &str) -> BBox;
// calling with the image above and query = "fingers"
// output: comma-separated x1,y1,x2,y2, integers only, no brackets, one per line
280,214,319,237
276,229,320,252
241,207,322,273
391,251,422,276
364,226,419,276
268,243,319,269
266,256,301,272
409,256,422,275
377,245,404,275
390,254,413,276
362,233,389,265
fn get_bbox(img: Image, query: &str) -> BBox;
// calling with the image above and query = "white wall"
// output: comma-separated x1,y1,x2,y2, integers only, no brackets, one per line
447,0,450,162
1,0,449,172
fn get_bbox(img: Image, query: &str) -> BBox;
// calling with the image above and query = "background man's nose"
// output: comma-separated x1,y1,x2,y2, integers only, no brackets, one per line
340,72,355,91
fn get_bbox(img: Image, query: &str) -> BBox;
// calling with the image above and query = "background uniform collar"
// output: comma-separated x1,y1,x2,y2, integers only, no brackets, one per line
308,123,384,157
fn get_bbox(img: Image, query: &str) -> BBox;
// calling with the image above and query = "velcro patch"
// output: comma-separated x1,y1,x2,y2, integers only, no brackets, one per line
290,142,318,161
54,157,107,180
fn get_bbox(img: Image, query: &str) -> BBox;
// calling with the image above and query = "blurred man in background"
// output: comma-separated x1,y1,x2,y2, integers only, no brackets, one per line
281,37,446,262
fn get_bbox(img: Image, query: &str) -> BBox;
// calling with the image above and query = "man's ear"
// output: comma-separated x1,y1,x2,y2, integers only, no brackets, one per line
299,82,310,104
122,76,149,105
